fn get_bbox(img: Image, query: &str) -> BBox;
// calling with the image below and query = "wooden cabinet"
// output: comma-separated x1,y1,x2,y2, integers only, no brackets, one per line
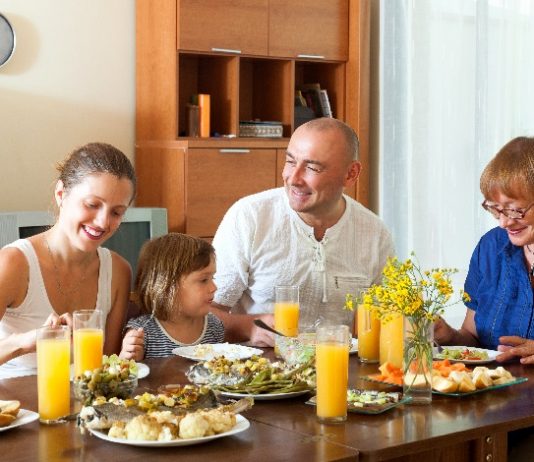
136,0,370,237
177,0,268,55
269,0,349,60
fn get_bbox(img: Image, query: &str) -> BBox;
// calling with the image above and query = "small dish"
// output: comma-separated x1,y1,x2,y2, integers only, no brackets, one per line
433,346,499,364
73,375,138,403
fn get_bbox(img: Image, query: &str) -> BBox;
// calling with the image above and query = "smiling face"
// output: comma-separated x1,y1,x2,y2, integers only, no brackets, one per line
174,256,217,319
283,125,360,227
55,172,134,251
485,191,534,247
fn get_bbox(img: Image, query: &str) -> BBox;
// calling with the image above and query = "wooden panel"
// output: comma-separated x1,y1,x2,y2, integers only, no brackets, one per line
177,0,268,55
186,148,277,237
135,145,186,232
136,0,178,141
346,0,371,206
269,0,349,60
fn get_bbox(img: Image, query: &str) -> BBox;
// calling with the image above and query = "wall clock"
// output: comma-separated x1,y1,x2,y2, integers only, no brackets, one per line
0,13,15,68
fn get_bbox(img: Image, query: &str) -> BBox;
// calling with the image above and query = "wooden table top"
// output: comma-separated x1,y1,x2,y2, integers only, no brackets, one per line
2,350,534,462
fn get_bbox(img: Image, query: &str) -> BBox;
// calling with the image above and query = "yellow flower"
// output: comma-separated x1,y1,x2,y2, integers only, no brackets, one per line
353,253,468,323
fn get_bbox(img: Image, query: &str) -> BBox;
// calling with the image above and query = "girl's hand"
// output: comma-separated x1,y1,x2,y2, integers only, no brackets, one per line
120,328,144,361
497,336,534,364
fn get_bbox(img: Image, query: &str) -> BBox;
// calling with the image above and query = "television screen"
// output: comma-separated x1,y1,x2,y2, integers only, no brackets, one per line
0,208,167,281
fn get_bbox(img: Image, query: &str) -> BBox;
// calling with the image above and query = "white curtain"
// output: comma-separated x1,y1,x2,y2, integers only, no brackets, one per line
379,0,534,326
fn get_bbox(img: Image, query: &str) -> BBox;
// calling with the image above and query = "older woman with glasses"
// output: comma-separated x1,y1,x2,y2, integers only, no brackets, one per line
435,136,534,364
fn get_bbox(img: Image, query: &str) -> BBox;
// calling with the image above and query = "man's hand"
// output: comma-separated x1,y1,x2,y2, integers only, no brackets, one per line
247,314,275,347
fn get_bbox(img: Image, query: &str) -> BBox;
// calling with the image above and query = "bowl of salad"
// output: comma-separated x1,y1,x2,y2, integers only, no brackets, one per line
73,354,139,404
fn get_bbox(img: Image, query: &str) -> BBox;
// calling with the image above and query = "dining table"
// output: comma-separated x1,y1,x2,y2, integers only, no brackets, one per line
2,349,534,462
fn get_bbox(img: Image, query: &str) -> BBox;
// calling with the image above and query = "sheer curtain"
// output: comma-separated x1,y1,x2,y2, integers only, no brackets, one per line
379,0,534,326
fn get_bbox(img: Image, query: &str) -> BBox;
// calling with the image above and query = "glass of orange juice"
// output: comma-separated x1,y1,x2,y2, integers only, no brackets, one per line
316,324,350,423
379,313,404,368
357,304,380,363
274,285,299,354
36,325,71,424
73,309,104,377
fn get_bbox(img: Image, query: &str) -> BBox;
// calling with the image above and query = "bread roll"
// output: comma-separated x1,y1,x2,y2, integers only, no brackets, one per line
433,375,458,393
0,400,20,417
472,370,492,389
458,375,476,393
0,413,16,427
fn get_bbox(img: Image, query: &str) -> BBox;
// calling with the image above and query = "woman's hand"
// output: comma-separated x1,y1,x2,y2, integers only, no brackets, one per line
497,336,534,364
433,317,456,345
119,328,144,361
43,312,73,329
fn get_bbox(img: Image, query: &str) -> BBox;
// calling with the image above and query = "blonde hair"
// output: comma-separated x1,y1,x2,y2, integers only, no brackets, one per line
480,137,534,201
135,233,214,320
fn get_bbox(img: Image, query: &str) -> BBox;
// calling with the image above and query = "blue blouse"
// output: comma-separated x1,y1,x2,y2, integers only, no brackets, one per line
465,227,534,349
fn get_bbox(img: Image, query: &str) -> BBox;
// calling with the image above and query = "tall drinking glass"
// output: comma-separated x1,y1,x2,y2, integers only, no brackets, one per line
73,309,104,377
316,324,350,423
37,325,71,424
380,313,404,368
274,285,300,355
357,304,380,363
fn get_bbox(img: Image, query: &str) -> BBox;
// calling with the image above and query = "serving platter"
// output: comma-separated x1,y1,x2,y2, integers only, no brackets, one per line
88,414,250,447
219,390,310,401
306,392,411,415
173,343,264,361
0,409,39,432
432,377,528,397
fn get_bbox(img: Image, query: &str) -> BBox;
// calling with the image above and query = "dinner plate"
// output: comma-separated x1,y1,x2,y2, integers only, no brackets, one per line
306,393,412,415
0,409,39,432
70,362,150,380
433,377,528,397
219,389,310,401
433,346,499,364
88,414,250,447
173,343,264,361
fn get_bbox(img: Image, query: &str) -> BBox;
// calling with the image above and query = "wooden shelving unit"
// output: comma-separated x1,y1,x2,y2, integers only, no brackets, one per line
136,0,370,238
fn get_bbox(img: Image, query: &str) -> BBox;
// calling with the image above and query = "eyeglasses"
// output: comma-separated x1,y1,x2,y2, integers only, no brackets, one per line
481,200,534,220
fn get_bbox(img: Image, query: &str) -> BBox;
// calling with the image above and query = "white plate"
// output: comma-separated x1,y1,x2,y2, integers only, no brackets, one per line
0,409,39,432
433,346,499,365
219,390,310,401
88,414,250,447
350,338,358,354
172,343,264,361
70,362,150,380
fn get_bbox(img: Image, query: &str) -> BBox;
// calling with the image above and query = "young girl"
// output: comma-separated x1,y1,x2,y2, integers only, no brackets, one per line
120,233,224,360
0,142,135,377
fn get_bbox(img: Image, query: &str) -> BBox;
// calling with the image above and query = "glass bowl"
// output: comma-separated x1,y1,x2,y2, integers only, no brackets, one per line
73,375,138,404
277,333,316,365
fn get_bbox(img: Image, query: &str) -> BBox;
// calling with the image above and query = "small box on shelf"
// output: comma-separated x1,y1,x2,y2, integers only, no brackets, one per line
239,120,283,138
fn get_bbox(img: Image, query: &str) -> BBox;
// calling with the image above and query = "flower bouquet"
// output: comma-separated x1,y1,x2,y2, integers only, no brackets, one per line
347,253,469,404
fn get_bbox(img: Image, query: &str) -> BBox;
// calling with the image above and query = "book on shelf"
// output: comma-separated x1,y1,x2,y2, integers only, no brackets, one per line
297,83,333,118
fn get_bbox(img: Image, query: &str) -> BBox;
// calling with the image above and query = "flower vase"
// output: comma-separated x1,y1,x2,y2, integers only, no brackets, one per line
403,315,433,404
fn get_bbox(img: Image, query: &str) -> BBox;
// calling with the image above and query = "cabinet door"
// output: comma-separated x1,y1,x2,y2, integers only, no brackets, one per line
186,148,277,237
269,0,349,60
177,0,268,55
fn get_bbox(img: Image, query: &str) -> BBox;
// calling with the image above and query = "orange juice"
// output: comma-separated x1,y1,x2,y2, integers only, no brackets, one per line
274,302,300,337
357,304,380,362
316,342,349,421
37,336,70,422
380,314,404,368
73,328,103,376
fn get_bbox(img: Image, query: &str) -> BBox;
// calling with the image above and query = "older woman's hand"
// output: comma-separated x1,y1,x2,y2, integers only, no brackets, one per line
497,336,534,364
433,317,456,345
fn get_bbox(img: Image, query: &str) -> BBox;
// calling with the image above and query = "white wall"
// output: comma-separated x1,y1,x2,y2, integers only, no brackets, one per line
0,0,135,211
